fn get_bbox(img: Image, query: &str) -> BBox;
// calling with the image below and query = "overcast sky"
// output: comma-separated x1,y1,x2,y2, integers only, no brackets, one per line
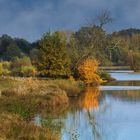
0,0,140,41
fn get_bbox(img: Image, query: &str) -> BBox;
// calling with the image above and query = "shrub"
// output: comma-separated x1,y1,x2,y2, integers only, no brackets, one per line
98,70,111,80
0,61,11,76
11,57,37,77
11,56,31,68
20,66,37,77
78,58,103,85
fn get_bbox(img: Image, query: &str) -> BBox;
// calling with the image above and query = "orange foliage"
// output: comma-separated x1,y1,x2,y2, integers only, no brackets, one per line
79,87,100,109
78,58,103,84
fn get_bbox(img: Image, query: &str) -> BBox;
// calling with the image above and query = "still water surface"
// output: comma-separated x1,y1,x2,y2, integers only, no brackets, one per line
39,71,140,140
61,71,140,140
109,70,140,81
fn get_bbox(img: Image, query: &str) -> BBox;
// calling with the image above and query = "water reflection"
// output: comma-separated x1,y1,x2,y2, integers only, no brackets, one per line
61,86,140,140
78,87,100,109
33,83,140,140
100,86,140,91
43,71,140,139
105,80,140,86
103,90,140,102
62,87,105,140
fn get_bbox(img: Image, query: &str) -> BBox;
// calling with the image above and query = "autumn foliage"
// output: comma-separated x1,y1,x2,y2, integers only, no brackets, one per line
79,87,100,109
78,58,103,85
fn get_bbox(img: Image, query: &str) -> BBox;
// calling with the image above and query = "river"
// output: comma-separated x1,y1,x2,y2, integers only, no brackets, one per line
55,70,140,140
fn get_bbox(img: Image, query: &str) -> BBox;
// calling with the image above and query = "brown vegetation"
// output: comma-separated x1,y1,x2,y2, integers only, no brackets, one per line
0,113,59,140
1,78,69,107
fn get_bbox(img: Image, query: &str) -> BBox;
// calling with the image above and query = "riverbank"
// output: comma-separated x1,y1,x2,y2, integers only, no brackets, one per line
0,70,139,137
0,77,83,95
99,66,131,70
0,78,84,119
0,77,84,139
0,73,114,97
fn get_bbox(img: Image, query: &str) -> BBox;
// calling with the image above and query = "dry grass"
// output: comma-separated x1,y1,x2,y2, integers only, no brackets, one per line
0,113,59,140
50,79,83,97
1,78,69,106
0,77,83,140
1,77,83,97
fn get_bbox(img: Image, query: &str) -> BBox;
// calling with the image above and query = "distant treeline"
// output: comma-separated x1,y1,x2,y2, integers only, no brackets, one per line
0,27,140,78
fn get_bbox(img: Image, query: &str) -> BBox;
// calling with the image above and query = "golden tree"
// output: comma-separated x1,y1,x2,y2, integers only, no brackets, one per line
78,58,103,85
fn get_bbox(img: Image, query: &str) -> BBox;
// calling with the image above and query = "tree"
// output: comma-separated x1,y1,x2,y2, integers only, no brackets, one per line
15,38,32,54
129,51,140,71
30,48,40,66
0,34,32,61
5,44,23,60
68,25,112,70
97,9,113,28
37,32,71,77
78,58,103,85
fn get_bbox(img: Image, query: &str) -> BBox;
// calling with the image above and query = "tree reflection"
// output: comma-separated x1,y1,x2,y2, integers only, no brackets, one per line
104,90,140,101
61,86,104,140
78,86,103,140
78,87,100,109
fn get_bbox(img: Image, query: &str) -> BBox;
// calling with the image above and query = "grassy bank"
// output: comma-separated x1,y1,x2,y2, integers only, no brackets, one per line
0,77,83,96
99,66,131,70
0,113,59,140
0,78,83,118
0,75,113,140
0,77,84,140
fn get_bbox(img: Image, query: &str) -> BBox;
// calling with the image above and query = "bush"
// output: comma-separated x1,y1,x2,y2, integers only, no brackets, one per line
98,70,111,80
11,57,37,77
0,61,11,76
78,58,103,85
20,66,37,77
11,56,32,68
98,70,115,82
12,66,37,77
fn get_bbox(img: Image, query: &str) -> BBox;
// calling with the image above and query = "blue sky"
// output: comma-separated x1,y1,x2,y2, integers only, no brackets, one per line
0,0,140,42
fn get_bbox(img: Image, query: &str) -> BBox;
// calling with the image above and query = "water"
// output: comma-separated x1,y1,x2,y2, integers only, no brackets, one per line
36,70,140,140
109,70,140,81
100,86,140,90
61,70,140,140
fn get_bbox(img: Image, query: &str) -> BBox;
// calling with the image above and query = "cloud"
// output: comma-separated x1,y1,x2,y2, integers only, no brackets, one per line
0,0,140,41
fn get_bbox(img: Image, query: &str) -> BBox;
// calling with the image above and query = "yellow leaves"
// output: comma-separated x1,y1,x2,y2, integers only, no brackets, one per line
79,87,100,109
78,58,102,85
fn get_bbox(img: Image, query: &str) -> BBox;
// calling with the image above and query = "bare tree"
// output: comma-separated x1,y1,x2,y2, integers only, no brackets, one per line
85,9,113,28
97,9,113,28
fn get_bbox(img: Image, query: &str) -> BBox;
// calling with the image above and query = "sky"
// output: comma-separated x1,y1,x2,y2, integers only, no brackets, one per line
0,0,140,42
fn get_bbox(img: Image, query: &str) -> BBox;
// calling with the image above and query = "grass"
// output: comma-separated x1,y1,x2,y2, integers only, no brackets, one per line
0,77,19,90
0,113,59,140
99,66,130,70
0,77,83,139
0,77,83,117
0,77,83,96
49,79,83,97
